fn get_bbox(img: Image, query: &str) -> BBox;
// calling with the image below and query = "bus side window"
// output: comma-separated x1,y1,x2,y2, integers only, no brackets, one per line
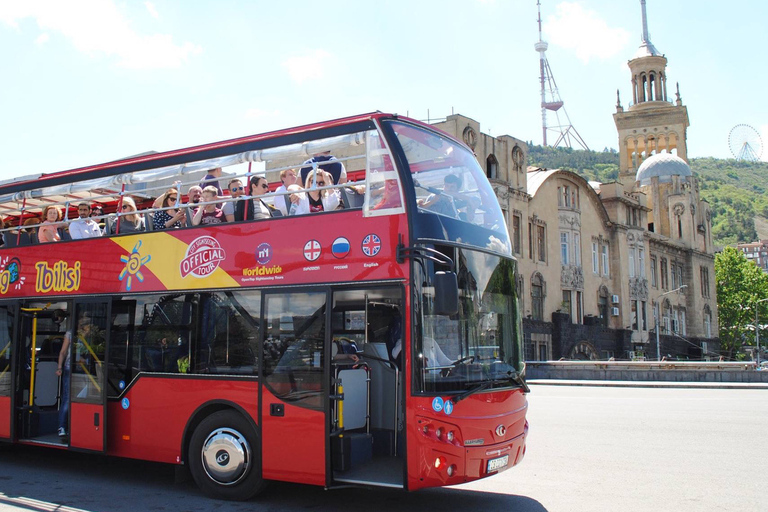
197,291,260,375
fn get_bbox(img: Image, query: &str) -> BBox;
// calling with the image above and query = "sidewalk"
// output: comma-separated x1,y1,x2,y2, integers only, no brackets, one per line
527,379,768,389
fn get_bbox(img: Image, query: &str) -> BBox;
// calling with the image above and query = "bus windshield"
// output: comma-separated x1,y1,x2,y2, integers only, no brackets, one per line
413,245,523,394
388,121,507,235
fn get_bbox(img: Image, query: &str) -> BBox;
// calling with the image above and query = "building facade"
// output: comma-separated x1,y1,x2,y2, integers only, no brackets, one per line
736,240,768,272
431,2,719,360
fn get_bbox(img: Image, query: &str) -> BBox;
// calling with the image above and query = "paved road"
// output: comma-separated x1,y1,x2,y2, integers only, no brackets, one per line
0,386,765,511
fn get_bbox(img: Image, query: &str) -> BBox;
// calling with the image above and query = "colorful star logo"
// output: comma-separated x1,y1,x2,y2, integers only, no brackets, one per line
119,240,151,291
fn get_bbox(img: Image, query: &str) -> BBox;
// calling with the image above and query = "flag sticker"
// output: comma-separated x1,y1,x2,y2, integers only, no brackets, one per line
362,234,381,257
303,240,321,261
331,237,350,259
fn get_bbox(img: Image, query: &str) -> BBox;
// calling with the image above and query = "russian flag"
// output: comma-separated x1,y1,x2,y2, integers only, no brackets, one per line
332,237,350,259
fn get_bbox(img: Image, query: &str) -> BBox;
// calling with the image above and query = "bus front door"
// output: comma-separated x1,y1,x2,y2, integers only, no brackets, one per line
260,291,328,486
68,300,110,452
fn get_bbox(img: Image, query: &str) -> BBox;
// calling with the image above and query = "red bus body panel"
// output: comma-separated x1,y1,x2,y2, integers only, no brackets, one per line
0,211,406,299
106,376,258,464
260,388,325,486
70,402,104,451
405,390,528,490
0,396,10,439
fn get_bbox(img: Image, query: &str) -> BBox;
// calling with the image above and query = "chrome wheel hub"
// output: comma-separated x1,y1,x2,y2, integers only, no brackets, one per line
201,427,251,485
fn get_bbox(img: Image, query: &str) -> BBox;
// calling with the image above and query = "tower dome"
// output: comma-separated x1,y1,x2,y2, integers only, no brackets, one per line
636,152,691,185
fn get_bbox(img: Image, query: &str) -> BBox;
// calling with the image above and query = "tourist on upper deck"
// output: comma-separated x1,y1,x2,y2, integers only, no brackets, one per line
302,170,340,213
192,186,226,226
69,203,103,239
222,178,245,222
417,173,463,218
153,188,186,230
111,197,145,234
299,152,347,186
235,176,277,221
274,169,298,216
187,185,203,205
39,205,63,243
199,167,223,196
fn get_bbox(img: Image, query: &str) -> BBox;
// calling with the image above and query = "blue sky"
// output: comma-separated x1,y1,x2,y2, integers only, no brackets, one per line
1,0,766,181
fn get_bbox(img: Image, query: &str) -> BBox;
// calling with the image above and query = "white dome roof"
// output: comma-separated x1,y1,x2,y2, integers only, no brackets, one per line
636,153,692,185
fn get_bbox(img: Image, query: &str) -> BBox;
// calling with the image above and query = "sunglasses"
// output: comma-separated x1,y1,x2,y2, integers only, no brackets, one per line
316,181,325,186
230,187,244,192
121,205,131,210
168,196,178,201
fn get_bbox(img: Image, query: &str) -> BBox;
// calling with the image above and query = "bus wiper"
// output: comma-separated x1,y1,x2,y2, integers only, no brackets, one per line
451,381,493,404
507,371,530,394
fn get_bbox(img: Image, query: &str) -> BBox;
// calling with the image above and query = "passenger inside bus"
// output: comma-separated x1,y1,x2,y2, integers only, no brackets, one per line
186,185,203,206
38,205,62,243
235,176,277,220
69,203,103,239
299,151,347,185
152,188,186,230
222,178,245,222
111,196,145,234
417,174,462,218
303,170,340,213
199,167,223,195
274,168,299,216
192,186,226,226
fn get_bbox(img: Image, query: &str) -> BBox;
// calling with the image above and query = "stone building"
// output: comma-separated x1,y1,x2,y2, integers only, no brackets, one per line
432,1,719,361
736,240,768,273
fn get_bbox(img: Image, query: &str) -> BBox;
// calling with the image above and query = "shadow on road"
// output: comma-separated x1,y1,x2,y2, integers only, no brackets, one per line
0,445,547,512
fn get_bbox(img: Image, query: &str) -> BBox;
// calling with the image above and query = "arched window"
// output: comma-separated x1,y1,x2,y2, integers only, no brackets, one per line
703,305,712,338
531,273,545,321
486,154,499,180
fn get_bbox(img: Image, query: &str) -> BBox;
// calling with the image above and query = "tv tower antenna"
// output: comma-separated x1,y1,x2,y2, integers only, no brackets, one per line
535,0,589,150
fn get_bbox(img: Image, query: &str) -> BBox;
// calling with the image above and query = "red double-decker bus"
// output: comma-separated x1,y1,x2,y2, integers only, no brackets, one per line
0,113,527,500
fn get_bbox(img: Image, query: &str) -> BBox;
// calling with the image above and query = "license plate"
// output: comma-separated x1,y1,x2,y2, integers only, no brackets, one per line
486,454,509,472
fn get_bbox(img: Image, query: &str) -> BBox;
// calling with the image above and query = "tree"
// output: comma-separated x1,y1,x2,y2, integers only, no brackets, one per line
715,247,768,360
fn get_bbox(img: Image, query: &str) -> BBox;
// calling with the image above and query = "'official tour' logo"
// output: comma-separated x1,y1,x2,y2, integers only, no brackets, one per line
181,236,226,278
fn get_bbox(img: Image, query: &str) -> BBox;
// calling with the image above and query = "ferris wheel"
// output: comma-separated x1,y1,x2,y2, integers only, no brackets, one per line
728,124,763,161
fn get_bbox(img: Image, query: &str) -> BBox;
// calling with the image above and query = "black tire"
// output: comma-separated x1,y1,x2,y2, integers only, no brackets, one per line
188,410,265,501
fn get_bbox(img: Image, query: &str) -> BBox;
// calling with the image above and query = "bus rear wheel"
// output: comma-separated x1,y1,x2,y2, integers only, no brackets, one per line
189,410,265,501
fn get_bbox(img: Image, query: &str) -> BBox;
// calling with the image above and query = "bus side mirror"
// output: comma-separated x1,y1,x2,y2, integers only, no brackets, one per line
434,271,459,316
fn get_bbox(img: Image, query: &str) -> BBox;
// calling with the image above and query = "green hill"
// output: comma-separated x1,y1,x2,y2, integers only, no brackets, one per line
527,145,768,247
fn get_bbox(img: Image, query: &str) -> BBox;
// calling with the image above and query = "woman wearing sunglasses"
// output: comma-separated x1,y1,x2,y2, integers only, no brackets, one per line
300,169,340,214
234,176,278,221
111,196,145,234
153,188,186,230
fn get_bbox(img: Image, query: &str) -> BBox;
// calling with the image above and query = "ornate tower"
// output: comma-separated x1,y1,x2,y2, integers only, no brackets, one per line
614,0,690,188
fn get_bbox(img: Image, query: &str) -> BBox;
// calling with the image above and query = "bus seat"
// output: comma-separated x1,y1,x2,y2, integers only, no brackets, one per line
105,215,116,235
28,232,38,245
2,232,15,247
58,227,72,241
144,212,155,231
185,208,193,226
342,187,365,209
337,367,368,430
34,361,59,407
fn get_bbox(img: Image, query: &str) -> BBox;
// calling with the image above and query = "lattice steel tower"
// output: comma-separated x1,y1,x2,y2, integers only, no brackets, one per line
535,0,589,150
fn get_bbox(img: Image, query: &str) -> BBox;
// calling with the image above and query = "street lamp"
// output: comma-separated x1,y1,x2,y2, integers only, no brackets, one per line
654,285,687,361
754,298,768,366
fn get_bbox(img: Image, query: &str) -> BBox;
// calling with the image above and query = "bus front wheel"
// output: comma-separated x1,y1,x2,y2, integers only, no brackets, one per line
189,410,265,501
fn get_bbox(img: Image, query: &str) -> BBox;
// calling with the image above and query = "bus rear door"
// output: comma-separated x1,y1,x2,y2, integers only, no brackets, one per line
0,303,16,441
69,300,110,452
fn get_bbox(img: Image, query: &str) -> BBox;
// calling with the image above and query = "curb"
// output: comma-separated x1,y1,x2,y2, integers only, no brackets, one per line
526,379,768,390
